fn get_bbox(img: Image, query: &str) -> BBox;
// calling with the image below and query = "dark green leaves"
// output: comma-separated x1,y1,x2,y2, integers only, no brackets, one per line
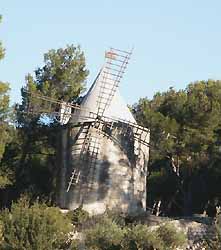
134,80,221,215
32,45,88,101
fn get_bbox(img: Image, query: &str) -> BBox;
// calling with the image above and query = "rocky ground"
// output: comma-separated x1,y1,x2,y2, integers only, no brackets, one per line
138,213,215,250
66,210,216,250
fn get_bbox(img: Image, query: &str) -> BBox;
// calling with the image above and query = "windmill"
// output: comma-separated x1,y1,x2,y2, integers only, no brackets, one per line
26,48,150,215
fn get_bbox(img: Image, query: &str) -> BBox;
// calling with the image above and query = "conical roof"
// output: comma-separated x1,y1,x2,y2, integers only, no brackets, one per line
74,68,136,124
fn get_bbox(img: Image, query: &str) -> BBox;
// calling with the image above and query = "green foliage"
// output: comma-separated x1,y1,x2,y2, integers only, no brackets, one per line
33,45,88,100
82,214,186,250
133,81,221,216
84,216,125,250
148,169,179,200
18,44,88,125
0,197,73,250
8,44,88,203
17,45,88,123
0,15,5,60
0,82,10,160
0,15,13,190
123,224,163,250
14,124,58,200
0,220,3,245
0,15,10,161
122,223,186,250
70,240,79,250
104,209,127,227
66,205,90,226
0,126,18,191
156,223,186,249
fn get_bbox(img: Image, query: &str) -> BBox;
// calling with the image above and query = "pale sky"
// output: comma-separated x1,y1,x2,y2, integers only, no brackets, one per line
1,0,221,104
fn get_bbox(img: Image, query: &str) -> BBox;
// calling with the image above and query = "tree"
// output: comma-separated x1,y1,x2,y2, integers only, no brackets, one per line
13,45,88,203
0,15,13,189
33,45,87,99
133,81,221,216
0,16,4,60
0,83,10,160
0,15,10,160
17,44,88,125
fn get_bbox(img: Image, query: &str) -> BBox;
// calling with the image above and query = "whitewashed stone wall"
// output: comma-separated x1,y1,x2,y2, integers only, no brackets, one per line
58,122,149,215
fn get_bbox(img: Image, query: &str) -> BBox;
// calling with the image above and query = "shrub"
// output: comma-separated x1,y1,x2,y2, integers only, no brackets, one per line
83,214,187,250
123,224,163,250
0,197,73,250
66,205,90,227
156,223,186,249
84,216,125,250
103,209,127,227
70,240,79,250
123,223,186,250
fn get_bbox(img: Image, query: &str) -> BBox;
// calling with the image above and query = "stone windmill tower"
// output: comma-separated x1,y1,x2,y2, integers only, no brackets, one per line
28,48,150,215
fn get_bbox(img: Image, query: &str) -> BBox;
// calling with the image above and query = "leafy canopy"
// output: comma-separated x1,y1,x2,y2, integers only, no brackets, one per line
10,45,88,204
0,15,12,189
133,80,221,215
0,15,10,160
0,15,4,60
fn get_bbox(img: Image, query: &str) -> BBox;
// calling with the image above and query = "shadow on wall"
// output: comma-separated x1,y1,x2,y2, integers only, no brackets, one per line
97,156,110,200
62,122,146,213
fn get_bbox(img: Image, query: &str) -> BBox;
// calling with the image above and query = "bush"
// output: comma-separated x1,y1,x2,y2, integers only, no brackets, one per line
66,205,90,227
122,223,186,250
83,216,186,250
103,209,127,227
0,197,73,250
70,240,80,250
84,216,125,250
156,223,186,249
123,224,163,250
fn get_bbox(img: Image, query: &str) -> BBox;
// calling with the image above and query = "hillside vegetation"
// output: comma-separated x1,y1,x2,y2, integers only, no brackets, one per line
1,14,221,249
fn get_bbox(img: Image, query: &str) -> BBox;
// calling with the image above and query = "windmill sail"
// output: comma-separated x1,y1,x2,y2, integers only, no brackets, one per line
60,101,72,125
73,48,133,123
66,48,133,191
97,48,131,117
